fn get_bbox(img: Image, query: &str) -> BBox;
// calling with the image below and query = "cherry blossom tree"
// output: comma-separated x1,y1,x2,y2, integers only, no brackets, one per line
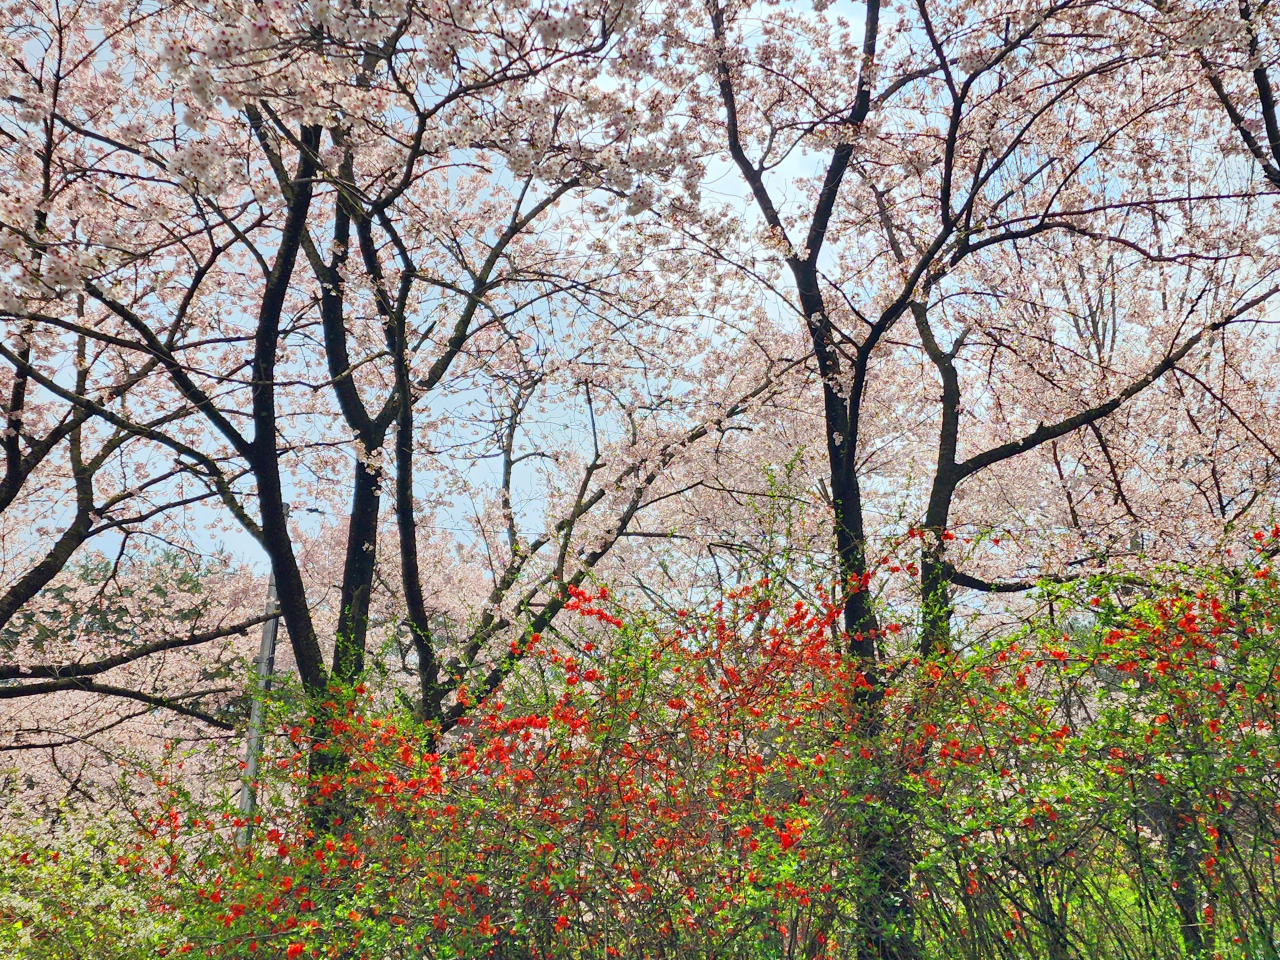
612,0,1280,954
4,0,1280,955
0,0,793,794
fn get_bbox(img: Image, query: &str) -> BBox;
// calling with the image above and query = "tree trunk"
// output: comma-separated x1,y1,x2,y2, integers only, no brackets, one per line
1163,798,1207,957
332,452,383,682
913,302,962,658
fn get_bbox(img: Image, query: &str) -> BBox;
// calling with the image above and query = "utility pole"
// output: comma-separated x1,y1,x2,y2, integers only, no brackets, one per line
238,573,279,846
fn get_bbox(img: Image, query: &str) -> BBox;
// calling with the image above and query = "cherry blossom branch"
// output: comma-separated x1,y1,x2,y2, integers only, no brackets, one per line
946,568,1079,593
0,680,237,730
954,286,1280,482
0,614,275,682
431,359,802,731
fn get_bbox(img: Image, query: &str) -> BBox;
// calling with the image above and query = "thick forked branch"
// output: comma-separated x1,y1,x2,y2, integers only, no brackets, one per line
0,344,100,631
708,0,888,648
0,339,266,544
245,122,328,696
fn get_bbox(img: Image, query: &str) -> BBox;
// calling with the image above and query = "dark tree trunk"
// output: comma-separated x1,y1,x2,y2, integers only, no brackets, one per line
913,302,963,657
792,266,881,657
710,2,918,949
332,454,382,682
1163,798,1207,957
857,784,920,960
250,122,328,696
395,382,439,719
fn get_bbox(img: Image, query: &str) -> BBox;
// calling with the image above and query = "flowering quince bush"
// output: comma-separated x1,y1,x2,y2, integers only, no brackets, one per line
6,550,1280,959
7,0,1280,955
0,579,902,958
911,535,1280,959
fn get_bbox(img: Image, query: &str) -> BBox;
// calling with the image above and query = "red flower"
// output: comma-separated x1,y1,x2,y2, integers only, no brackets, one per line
286,945,304,959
